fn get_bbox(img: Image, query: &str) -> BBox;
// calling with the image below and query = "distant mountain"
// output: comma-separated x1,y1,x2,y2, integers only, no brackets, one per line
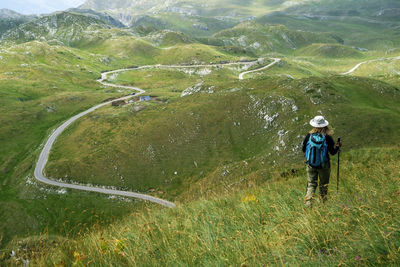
213,21,342,54
0,8,25,19
79,0,133,11
1,12,112,46
130,14,236,37
67,8,126,27
78,0,314,25
130,15,167,34
2,0,399,51
286,0,400,19
297,43,365,58
0,9,37,37
144,30,193,47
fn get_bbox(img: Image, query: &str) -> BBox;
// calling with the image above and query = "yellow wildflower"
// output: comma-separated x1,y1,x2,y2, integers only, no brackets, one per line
72,251,86,264
113,238,127,256
242,193,258,203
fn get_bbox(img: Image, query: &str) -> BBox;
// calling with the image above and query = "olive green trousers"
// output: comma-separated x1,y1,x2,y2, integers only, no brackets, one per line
305,163,331,207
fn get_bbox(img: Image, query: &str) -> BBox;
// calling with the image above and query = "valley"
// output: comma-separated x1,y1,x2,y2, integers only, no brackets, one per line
35,58,282,208
0,0,399,265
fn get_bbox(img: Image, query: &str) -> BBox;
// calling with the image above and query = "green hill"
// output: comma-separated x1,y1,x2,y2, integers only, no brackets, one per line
213,21,342,55
4,146,400,266
77,35,160,65
79,0,313,20
67,8,126,28
129,13,237,38
0,40,144,247
1,12,112,46
0,39,239,247
76,35,235,66
144,30,193,47
130,15,167,34
0,0,400,264
45,72,400,198
287,0,400,19
0,9,36,37
258,12,400,50
297,43,365,58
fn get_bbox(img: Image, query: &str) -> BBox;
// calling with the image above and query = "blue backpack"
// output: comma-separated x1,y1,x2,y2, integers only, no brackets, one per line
305,133,329,168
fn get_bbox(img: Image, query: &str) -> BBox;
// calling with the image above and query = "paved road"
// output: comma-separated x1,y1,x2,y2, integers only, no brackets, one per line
34,59,279,208
342,56,400,75
239,58,281,80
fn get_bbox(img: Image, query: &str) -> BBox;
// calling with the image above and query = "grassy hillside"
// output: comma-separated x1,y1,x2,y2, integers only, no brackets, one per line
130,13,237,38
0,9,36,37
79,0,314,19
297,43,365,58
258,13,400,50
1,0,400,260
67,8,126,28
78,36,238,66
0,41,146,247
152,13,237,37
0,12,112,46
345,56,400,87
287,0,400,18
144,30,193,47
4,146,399,265
213,21,342,55
0,38,243,247
45,69,400,200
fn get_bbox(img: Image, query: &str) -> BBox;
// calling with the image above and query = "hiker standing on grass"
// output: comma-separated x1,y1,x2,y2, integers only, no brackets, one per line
302,116,341,207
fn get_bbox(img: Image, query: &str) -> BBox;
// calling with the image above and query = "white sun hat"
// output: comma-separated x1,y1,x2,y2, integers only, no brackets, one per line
310,115,329,128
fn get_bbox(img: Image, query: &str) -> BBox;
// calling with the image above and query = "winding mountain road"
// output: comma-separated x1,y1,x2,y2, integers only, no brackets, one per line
239,58,281,79
34,58,279,208
342,56,400,75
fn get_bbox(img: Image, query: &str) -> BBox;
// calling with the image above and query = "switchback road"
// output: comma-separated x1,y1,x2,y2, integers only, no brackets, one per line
34,58,279,208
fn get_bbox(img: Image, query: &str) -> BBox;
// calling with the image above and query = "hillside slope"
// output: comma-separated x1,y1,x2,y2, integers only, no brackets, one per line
0,9,36,37
79,0,313,19
45,73,400,199
4,146,400,265
287,0,400,18
297,43,365,58
214,21,342,54
1,0,400,260
0,40,145,248
258,12,400,50
1,12,112,46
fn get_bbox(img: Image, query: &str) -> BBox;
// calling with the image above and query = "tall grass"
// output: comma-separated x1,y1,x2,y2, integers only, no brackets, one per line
5,147,398,265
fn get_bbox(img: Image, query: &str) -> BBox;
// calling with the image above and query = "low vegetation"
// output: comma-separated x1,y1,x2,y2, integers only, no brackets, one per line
4,147,399,266
297,43,365,58
46,72,400,199
0,1,400,265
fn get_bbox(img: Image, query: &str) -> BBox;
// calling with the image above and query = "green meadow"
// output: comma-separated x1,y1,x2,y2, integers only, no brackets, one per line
6,147,400,266
0,0,399,265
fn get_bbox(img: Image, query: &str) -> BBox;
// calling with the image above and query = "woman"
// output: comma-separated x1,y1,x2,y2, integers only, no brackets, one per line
302,116,341,207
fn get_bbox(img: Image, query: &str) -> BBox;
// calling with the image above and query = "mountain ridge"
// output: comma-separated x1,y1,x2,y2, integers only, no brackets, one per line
0,11,113,46
0,8,37,37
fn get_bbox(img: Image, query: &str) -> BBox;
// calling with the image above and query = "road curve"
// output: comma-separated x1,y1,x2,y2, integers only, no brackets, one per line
239,58,281,80
342,56,400,75
34,59,278,208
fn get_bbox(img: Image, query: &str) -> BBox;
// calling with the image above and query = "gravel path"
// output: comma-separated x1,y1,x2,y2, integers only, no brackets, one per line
342,56,400,75
239,58,281,80
34,59,279,208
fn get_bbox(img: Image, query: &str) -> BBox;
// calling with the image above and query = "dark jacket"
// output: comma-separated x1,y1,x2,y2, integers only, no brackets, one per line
302,133,339,162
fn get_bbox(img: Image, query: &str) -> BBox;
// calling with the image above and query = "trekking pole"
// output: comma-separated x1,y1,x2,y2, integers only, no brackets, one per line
337,137,341,193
